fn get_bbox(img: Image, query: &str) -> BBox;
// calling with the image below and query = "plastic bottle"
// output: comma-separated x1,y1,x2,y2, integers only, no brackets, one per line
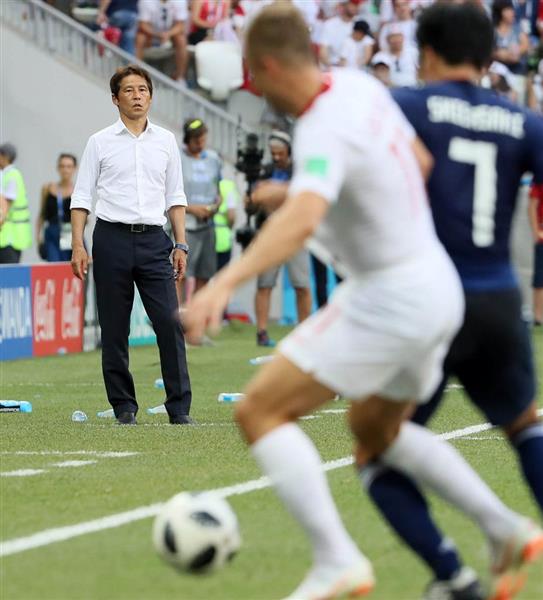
154,378,165,389
71,410,88,422
249,355,274,366
0,400,33,413
97,408,115,418
147,404,167,415
217,393,245,403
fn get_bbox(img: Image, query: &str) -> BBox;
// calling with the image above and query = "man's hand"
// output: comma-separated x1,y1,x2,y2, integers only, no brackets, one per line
188,205,213,220
172,249,187,281
538,228,543,243
0,196,10,227
183,279,232,342
71,244,90,280
160,31,171,44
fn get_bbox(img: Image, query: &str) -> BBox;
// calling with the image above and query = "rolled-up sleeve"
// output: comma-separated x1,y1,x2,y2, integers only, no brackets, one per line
165,133,187,209
71,136,99,212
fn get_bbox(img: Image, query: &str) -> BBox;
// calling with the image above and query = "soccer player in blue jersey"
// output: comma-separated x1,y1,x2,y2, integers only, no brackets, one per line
362,3,543,600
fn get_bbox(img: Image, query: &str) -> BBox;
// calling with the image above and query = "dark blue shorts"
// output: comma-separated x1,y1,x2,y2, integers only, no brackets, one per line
533,243,543,288
413,288,536,427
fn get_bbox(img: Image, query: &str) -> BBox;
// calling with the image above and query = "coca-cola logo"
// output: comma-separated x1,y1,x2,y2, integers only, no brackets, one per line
61,278,82,339
33,279,56,342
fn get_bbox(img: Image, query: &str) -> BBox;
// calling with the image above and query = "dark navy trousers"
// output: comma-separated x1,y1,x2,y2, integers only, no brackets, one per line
93,219,191,417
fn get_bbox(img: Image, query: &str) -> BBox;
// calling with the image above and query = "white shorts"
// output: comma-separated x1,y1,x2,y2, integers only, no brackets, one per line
279,249,464,403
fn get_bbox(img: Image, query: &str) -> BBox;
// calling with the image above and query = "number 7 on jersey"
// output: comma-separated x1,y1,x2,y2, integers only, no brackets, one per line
448,137,498,247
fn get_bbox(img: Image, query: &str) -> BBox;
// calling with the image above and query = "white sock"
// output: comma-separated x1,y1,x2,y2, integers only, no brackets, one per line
381,422,520,544
252,423,362,567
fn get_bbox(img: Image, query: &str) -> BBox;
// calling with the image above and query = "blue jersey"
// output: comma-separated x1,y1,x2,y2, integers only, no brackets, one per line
393,82,543,291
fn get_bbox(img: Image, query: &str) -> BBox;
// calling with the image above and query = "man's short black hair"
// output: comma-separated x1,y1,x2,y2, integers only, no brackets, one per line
416,2,494,70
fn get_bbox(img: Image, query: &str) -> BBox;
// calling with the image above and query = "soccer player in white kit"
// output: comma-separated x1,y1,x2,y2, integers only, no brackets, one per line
185,4,536,599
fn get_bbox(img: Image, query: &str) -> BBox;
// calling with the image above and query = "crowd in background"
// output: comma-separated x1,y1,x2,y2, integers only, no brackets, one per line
40,0,543,111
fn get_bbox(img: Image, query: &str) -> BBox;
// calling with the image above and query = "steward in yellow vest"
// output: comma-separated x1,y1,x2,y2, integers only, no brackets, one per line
0,143,32,264
214,179,238,270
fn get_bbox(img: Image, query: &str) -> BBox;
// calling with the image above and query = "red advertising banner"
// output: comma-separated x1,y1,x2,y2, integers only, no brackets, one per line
31,264,84,356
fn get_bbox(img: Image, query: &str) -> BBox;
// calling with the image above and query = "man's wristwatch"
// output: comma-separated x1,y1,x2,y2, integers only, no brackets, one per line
174,243,189,254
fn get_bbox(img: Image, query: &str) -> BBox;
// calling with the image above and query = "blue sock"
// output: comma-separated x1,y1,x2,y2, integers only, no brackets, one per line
363,464,462,581
512,423,543,516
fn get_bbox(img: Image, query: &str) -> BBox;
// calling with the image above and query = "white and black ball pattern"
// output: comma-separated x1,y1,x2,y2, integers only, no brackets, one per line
153,492,241,573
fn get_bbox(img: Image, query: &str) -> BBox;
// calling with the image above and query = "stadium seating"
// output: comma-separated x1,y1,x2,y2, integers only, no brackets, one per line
195,41,243,101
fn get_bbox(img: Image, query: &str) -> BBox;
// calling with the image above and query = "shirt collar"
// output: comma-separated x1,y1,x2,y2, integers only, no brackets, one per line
113,118,154,135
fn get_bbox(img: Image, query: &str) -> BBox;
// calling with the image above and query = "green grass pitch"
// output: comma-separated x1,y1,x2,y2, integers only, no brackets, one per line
1,323,542,600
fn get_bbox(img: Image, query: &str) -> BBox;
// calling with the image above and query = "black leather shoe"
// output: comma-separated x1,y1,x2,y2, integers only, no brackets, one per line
169,414,195,425
116,412,137,425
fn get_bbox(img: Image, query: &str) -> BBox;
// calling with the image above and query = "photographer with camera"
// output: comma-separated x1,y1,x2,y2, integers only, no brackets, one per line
247,131,312,347
181,119,222,300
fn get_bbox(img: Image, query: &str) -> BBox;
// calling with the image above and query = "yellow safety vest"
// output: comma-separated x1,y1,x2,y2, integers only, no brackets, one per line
214,179,238,253
0,167,32,251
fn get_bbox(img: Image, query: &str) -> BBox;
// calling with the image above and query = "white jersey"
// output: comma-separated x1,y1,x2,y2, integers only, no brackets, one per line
289,69,440,278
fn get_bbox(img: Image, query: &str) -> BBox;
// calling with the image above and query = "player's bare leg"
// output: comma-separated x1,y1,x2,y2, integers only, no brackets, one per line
235,354,374,600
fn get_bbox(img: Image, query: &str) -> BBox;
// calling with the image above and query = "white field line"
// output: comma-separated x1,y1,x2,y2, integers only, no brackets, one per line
1,409,542,558
50,460,97,468
459,436,505,441
1,469,47,478
0,451,140,457
0,453,138,478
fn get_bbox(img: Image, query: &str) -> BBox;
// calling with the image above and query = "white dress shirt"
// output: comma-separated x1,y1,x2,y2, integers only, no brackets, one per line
0,165,18,200
71,118,187,226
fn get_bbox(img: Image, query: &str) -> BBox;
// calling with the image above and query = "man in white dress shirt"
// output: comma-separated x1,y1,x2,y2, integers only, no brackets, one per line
71,65,192,425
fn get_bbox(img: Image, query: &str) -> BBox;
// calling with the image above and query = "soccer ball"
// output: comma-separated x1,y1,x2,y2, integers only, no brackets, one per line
152,492,241,573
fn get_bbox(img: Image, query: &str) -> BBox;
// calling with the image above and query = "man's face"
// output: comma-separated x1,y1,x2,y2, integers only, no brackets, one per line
0,154,9,169
394,0,411,20
187,133,207,156
270,142,290,169
343,2,359,19
113,75,152,120
388,32,404,54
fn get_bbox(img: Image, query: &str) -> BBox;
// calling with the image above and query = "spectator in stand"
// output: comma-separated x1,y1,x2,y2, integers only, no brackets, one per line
181,119,222,299
493,0,531,74
319,1,359,68
36,154,77,262
488,60,519,102
135,0,188,83
0,143,32,264
96,0,138,54
291,0,319,36
384,27,418,86
529,182,543,325
379,0,416,53
371,50,393,86
339,19,374,68
189,0,231,45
